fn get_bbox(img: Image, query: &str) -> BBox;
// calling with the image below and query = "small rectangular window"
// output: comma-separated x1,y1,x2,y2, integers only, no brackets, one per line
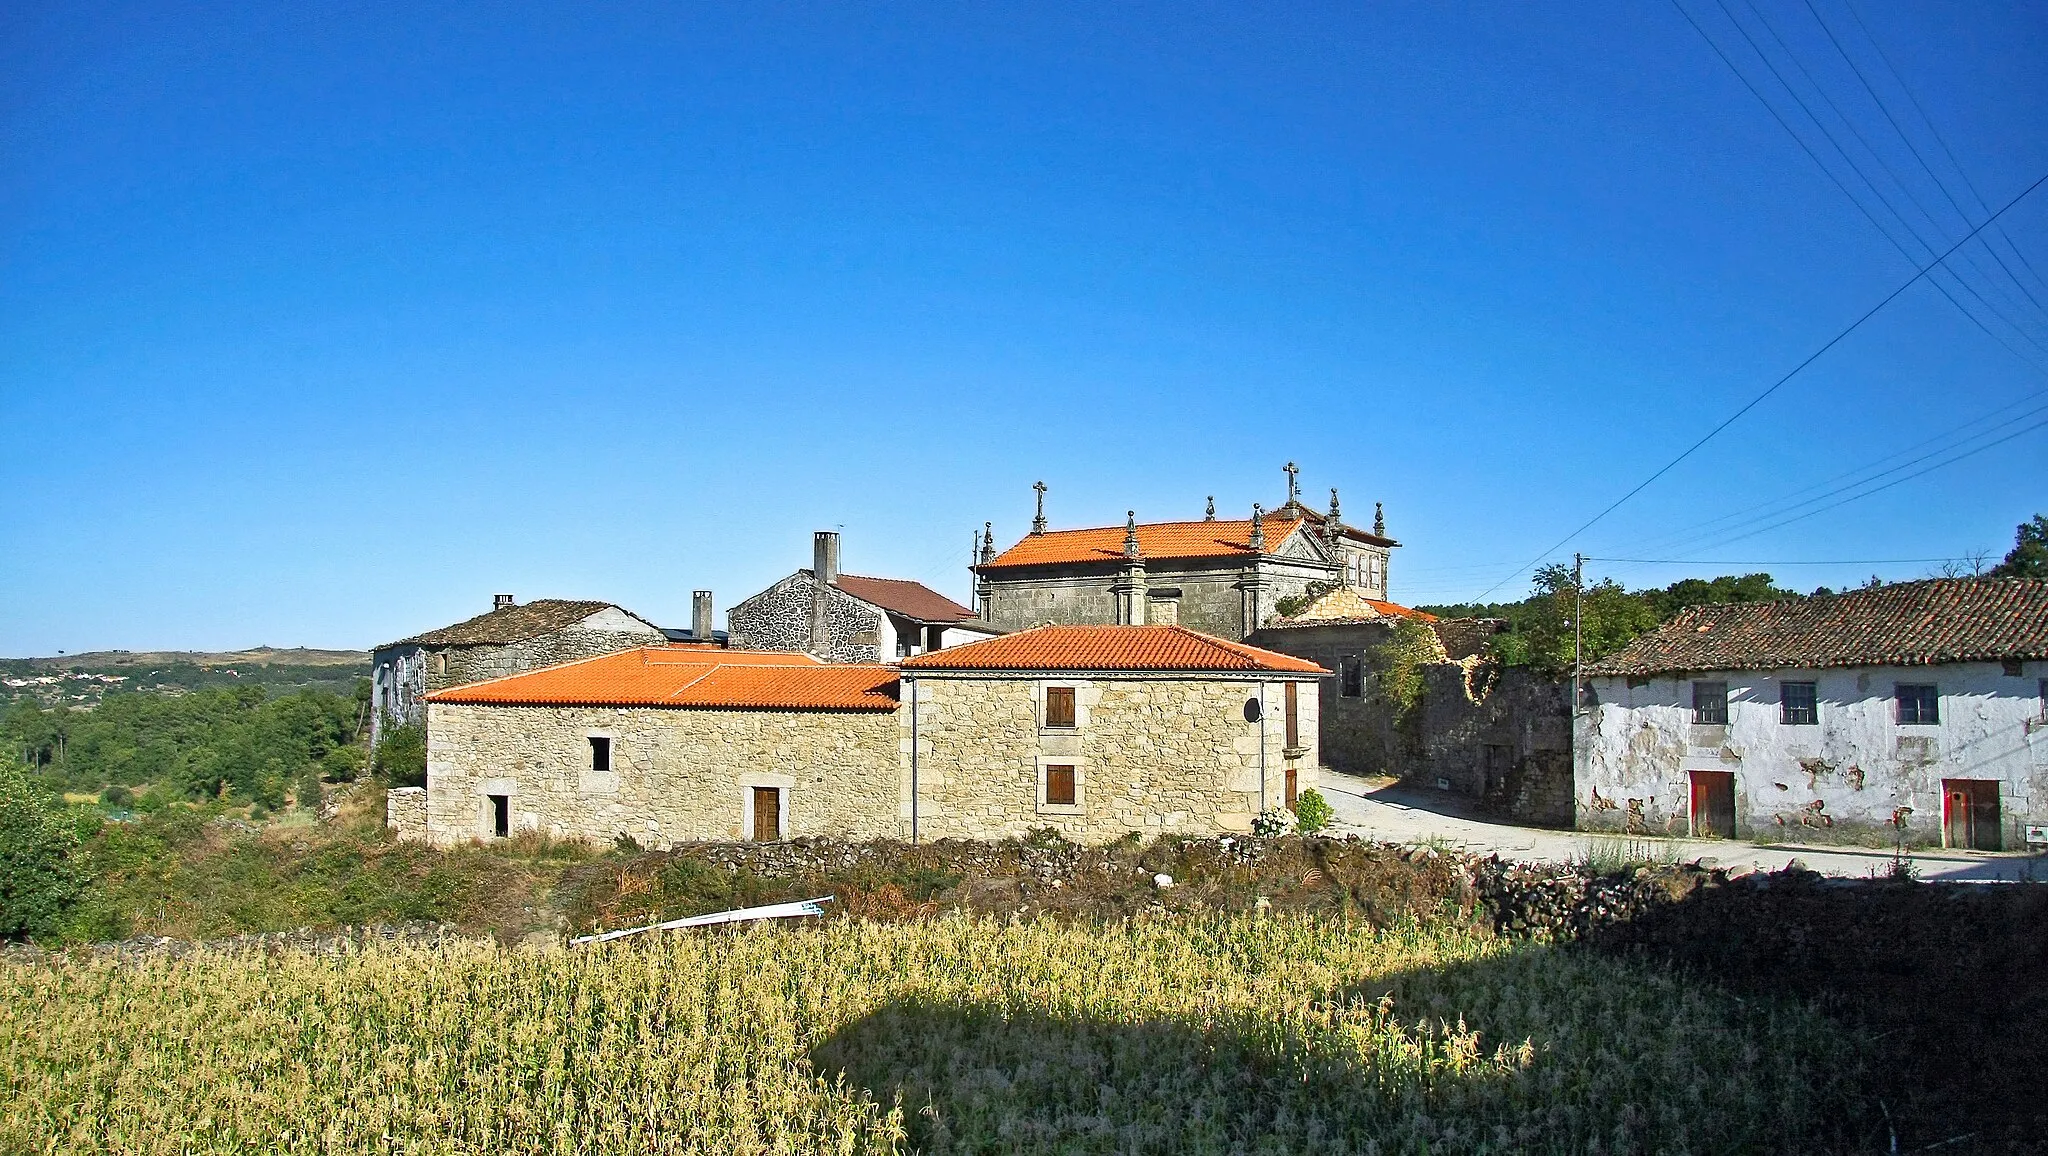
1692,681,1728,725
488,794,509,838
1896,684,1939,725
1780,681,1818,726
1045,686,1076,729
590,736,611,773
1340,656,1363,698
2002,659,2024,677
1045,764,1076,806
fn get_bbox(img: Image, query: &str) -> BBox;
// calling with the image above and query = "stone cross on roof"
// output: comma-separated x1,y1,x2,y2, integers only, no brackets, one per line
1282,462,1300,510
1031,481,1048,535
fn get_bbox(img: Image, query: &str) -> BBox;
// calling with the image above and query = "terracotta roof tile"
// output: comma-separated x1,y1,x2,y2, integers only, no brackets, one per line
1586,578,2048,676
378,599,644,651
980,514,1308,570
428,647,898,710
833,574,978,623
899,624,1327,674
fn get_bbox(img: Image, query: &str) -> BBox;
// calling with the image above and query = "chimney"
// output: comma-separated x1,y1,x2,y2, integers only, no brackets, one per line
493,594,515,611
691,590,714,644
813,531,840,586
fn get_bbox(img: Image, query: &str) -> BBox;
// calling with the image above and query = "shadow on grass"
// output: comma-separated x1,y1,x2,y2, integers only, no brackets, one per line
813,943,1865,1155
1584,876,2048,1155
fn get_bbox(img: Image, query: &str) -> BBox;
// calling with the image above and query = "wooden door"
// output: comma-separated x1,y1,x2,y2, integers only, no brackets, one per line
752,786,781,842
1284,764,1298,809
1944,780,2001,851
1688,771,1735,839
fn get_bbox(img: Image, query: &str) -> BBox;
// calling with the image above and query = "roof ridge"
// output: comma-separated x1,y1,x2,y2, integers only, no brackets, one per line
426,647,626,695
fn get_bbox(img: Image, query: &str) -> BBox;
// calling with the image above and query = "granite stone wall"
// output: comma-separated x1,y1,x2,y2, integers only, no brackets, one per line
420,702,902,847
905,674,1319,843
726,572,885,662
978,556,1337,641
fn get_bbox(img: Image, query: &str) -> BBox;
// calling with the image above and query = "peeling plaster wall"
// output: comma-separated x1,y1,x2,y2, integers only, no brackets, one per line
1577,662,2048,845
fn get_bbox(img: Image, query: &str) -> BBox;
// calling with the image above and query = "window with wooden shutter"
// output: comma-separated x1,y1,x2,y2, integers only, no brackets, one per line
1044,764,1076,807
1045,686,1076,729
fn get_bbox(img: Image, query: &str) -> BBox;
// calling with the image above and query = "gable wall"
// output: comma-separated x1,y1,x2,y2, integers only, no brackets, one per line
904,673,1317,842
726,572,885,662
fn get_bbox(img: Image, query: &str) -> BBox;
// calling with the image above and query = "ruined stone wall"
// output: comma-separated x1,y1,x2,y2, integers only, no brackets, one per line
386,786,427,841
905,674,1318,843
726,572,885,662
1578,661,2047,845
420,702,902,847
1247,621,1405,778
1415,665,1573,826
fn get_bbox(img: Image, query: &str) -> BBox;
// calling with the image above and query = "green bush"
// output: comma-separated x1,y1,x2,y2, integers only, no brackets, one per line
373,723,426,788
0,762,87,941
1293,788,1333,835
99,784,134,809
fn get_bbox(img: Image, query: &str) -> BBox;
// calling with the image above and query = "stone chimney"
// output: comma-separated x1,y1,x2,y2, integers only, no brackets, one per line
813,531,840,586
493,594,515,611
691,590,714,643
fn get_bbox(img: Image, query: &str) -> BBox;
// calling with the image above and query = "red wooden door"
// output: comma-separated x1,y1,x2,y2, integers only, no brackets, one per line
1688,771,1735,839
1943,780,2001,851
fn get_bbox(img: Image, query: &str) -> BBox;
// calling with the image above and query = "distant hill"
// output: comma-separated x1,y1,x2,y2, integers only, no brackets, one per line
16,646,369,669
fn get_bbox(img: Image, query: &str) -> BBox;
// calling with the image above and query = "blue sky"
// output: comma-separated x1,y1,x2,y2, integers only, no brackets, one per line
4,1,2045,654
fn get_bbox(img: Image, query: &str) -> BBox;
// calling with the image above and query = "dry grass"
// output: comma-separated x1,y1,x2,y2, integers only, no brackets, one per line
3,915,1858,1154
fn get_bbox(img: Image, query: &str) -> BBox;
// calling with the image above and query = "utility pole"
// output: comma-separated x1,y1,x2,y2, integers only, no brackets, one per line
1571,552,1585,716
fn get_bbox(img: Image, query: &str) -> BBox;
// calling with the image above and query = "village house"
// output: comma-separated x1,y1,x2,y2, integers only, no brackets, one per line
1577,578,2048,850
726,530,998,662
369,595,677,746
387,623,1326,847
971,464,1397,641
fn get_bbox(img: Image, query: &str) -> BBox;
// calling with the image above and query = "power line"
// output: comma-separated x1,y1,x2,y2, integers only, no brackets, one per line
1592,555,1973,566
1470,165,2048,602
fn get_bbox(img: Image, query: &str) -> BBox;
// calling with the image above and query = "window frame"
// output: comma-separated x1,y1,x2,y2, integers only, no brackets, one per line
1041,684,1079,731
1691,680,1729,726
1895,683,1939,726
1339,656,1363,698
1779,680,1818,726
1035,756,1086,814
589,735,612,773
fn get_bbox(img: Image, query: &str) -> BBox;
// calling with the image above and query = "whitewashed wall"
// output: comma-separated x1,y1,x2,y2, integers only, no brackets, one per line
1576,661,2048,846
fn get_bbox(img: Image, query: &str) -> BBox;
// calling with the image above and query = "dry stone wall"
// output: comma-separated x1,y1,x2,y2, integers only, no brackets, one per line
422,702,901,847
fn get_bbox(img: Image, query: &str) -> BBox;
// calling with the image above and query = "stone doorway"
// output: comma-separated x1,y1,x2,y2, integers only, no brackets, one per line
752,786,783,843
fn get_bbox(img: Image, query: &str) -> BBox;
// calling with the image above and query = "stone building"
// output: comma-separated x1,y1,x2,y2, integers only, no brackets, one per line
898,624,1325,841
727,530,998,662
1249,590,1573,826
369,596,670,746
971,466,1397,641
391,624,1326,847
1248,587,1444,779
1578,579,2048,849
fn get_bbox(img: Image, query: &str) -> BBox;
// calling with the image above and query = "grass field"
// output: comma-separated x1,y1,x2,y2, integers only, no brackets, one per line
3,915,1858,1155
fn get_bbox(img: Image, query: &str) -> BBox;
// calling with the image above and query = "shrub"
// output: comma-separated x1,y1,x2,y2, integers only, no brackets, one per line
99,784,134,809
1293,788,1333,835
373,722,426,788
0,762,87,940
1251,808,1296,837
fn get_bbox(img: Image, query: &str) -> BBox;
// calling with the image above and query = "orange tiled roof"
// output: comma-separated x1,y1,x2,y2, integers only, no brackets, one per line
898,624,1327,674
428,647,898,711
980,514,1308,570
